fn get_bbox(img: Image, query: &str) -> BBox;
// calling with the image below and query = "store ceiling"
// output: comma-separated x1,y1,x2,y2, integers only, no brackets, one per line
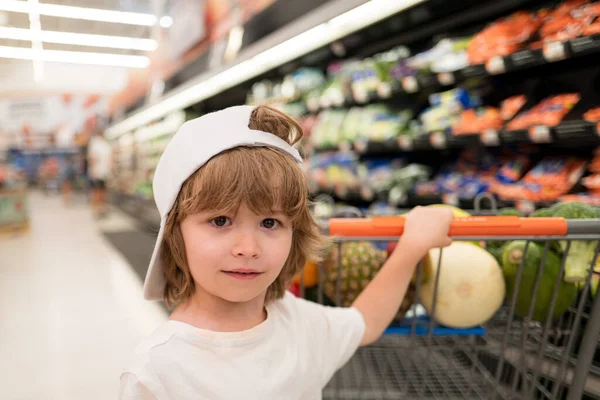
0,0,160,139
0,0,154,56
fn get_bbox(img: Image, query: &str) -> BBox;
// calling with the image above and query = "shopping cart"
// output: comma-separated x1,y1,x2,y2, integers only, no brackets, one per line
303,215,600,400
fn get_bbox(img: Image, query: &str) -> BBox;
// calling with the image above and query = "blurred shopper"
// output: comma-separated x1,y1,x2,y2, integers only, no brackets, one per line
87,130,112,217
61,155,76,206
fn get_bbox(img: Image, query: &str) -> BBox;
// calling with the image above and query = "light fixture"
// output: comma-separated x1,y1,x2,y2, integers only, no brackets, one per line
0,45,150,68
28,0,44,82
0,0,158,26
159,16,173,28
0,26,158,51
106,0,426,138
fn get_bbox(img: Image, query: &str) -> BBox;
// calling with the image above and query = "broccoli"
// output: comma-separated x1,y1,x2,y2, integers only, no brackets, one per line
498,207,523,217
547,202,598,284
530,207,553,218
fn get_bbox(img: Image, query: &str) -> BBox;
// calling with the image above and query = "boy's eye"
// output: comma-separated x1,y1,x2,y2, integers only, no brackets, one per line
261,218,280,229
211,216,231,227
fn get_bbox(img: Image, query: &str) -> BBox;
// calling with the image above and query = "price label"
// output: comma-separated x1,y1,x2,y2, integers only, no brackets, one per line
354,139,368,153
398,135,414,150
482,129,500,146
402,76,419,93
429,132,447,149
377,82,392,99
442,193,459,206
437,72,455,86
529,125,552,143
516,200,536,215
543,41,567,62
485,56,506,75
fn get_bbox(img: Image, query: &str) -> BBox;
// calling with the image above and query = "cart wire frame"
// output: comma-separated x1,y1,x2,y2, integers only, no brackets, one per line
304,217,600,399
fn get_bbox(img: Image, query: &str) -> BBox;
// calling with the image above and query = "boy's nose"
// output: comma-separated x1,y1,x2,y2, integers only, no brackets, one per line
232,232,260,258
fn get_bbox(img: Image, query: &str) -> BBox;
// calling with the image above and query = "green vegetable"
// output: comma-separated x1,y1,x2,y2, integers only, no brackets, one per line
498,207,523,217
502,241,578,322
546,202,598,283
530,207,553,218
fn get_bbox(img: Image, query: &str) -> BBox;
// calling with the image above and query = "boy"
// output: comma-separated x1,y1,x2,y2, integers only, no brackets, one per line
119,105,453,399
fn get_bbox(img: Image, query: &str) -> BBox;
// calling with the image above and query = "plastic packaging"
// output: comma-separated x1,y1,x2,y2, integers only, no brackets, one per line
506,93,580,130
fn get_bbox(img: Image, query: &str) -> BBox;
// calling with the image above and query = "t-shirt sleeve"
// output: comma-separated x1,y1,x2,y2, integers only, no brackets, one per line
289,294,366,386
119,373,158,400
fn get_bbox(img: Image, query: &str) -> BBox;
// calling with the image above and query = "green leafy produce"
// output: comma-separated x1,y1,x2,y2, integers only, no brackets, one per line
502,241,578,322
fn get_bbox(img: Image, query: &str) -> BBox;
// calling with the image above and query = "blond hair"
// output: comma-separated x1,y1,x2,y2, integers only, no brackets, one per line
161,106,324,308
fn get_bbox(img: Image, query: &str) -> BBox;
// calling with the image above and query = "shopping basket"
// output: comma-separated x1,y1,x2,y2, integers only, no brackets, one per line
302,215,600,400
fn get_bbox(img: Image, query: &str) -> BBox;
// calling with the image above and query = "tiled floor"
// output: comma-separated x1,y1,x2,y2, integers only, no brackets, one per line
0,192,167,400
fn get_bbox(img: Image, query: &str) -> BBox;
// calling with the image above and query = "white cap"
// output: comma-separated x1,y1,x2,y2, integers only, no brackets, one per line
143,105,303,301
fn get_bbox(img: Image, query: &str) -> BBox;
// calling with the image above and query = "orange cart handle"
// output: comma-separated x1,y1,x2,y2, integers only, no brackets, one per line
328,216,568,237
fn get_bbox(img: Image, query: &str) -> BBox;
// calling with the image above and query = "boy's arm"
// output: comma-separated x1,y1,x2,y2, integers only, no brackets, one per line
351,206,453,346
351,240,425,346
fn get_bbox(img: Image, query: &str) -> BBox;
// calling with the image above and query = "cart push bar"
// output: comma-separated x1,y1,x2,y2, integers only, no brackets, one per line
328,216,600,237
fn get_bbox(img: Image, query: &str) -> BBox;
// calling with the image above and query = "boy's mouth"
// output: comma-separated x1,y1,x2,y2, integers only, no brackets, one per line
222,269,263,280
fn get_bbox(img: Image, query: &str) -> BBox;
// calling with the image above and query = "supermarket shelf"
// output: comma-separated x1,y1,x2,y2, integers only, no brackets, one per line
311,120,600,156
308,34,600,113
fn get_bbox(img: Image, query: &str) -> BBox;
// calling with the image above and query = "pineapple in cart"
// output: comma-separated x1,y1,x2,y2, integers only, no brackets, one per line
323,241,418,321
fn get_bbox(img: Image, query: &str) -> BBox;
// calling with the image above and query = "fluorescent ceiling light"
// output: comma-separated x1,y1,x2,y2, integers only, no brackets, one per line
106,0,425,138
159,16,173,28
0,0,157,26
0,45,150,68
0,26,158,51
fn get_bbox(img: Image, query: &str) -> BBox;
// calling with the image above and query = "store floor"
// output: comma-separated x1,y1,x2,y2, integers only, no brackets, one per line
0,191,167,400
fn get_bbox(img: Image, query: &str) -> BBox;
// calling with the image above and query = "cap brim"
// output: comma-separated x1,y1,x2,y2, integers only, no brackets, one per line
143,217,166,301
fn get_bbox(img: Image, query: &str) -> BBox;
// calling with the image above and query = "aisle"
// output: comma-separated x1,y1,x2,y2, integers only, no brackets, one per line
0,192,167,400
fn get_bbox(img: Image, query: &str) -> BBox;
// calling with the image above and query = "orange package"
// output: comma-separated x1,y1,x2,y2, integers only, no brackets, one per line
583,21,600,35
588,148,600,172
584,107,600,122
506,93,580,130
452,107,503,135
467,11,542,64
500,95,527,121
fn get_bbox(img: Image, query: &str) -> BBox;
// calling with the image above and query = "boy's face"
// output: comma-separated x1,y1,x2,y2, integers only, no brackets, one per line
180,203,292,304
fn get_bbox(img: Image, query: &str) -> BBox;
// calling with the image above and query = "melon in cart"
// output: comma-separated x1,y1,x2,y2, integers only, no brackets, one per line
419,242,506,329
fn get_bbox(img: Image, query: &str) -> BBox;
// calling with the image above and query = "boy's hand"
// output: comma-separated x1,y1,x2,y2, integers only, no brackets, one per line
400,206,453,255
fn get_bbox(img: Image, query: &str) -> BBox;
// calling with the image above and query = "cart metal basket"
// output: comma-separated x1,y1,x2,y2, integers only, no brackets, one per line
303,216,600,400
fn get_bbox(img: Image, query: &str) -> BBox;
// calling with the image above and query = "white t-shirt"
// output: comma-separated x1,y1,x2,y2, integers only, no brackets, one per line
87,135,112,180
119,292,365,400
